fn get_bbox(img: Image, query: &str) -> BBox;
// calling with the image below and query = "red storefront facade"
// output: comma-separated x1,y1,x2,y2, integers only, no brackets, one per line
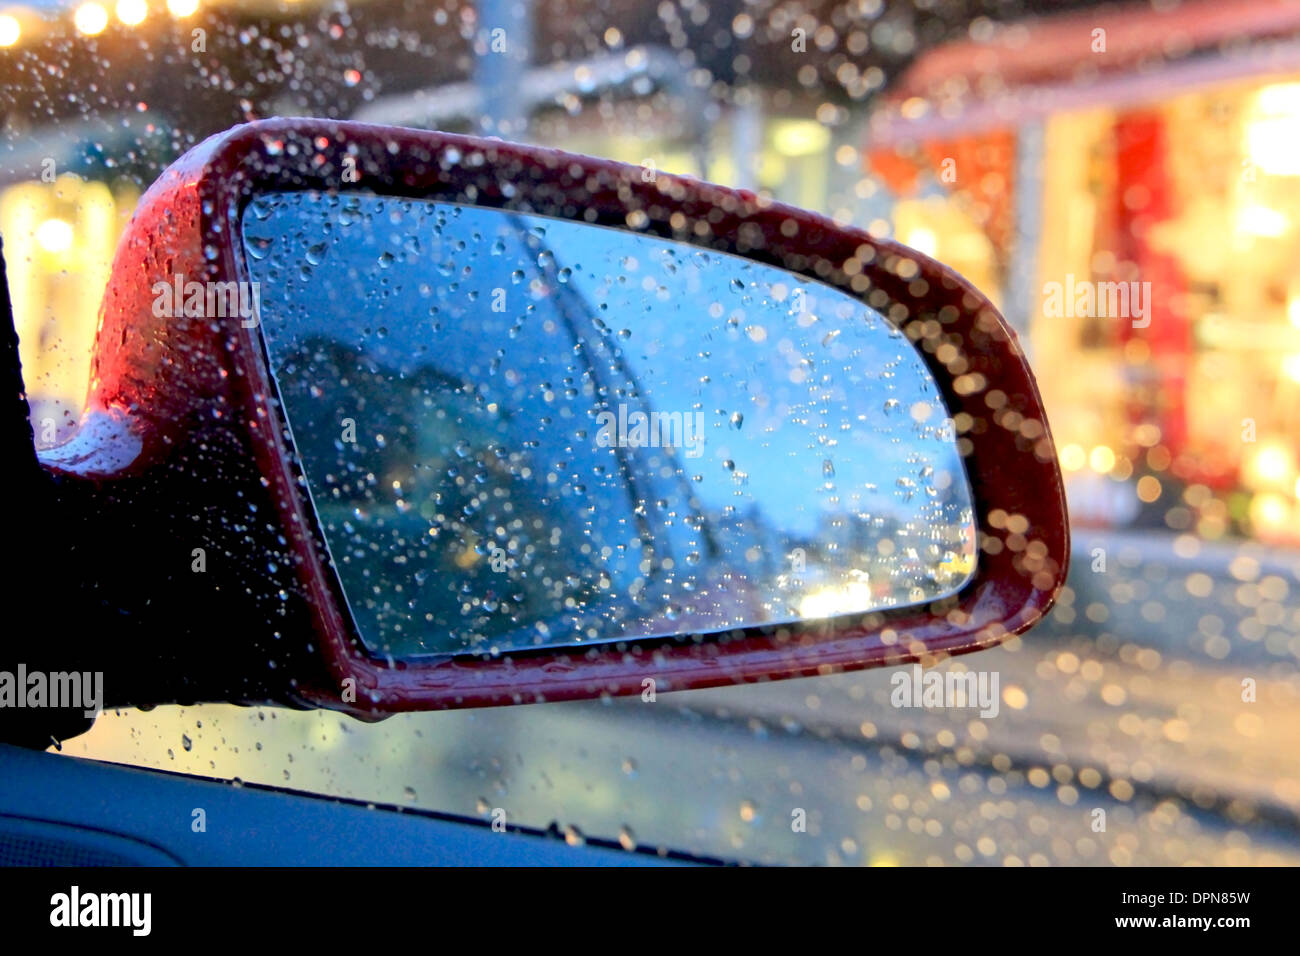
865,0,1300,545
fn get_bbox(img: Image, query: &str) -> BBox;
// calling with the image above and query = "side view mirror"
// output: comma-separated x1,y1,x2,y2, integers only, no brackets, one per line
28,118,1068,722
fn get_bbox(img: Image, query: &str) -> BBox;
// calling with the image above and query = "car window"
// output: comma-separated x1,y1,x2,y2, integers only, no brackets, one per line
7,0,1299,865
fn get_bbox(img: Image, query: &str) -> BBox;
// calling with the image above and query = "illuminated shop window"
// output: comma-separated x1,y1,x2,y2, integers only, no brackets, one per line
1,174,136,445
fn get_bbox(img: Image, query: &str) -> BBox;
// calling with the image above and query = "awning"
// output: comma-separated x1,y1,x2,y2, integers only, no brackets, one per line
867,0,1300,148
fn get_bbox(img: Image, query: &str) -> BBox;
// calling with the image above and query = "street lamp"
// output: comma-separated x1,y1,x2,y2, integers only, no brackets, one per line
116,0,146,26
73,1,108,35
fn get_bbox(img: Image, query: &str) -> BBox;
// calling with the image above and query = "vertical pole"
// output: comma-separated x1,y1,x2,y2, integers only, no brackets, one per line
1007,118,1045,349
476,0,532,140
731,90,762,191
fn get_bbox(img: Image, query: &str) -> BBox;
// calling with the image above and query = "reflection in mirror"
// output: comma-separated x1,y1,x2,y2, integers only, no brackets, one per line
243,192,976,657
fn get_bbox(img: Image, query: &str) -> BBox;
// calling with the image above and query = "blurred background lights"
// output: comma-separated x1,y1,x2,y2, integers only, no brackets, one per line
1249,492,1292,535
1089,445,1116,474
771,120,831,158
1244,441,1295,491
165,0,197,17
1247,83,1300,176
902,226,938,257
798,578,873,619
1136,475,1163,503
73,1,108,35
115,0,146,26
1236,204,1289,238
0,13,19,46
1059,443,1087,471
34,218,73,254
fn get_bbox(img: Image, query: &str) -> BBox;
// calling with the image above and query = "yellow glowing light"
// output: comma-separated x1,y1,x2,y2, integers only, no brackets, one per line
1284,354,1300,384
798,579,873,619
0,13,20,46
1246,120,1300,176
903,227,938,258
1256,82,1300,115
1291,297,1300,329
1002,685,1029,710
1245,442,1295,490
35,218,74,254
166,0,198,17
1248,83,1300,176
1236,205,1290,238
1249,492,1292,534
73,2,109,35
1060,443,1087,471
938,552,976,578
901,97,929,120
116,0,147,25
1089,445,1116,474
1136,475,1162,503
771,120,831,158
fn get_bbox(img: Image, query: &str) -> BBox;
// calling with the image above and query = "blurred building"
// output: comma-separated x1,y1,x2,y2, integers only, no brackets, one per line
865,0,1300,545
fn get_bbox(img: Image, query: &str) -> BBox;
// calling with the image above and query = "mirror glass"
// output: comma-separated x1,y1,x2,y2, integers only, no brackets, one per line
243,192,976,657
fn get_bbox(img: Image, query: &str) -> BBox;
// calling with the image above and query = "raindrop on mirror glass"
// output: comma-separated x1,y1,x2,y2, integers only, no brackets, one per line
246,237,273,260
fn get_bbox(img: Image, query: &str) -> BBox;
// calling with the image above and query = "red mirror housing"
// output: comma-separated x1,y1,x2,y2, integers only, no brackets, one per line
39,118,1068,719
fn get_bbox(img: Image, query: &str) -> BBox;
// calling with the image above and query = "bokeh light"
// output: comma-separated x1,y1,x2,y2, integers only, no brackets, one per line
73,1,109,35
